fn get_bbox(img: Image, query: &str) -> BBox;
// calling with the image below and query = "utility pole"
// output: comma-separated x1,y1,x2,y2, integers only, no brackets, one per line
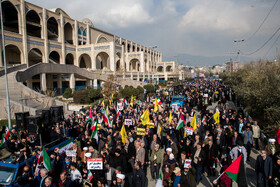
0,3,12,129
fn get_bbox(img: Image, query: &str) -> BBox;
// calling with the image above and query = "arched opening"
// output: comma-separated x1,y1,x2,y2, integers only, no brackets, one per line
130,59,139,72
65,53,74,65
28,48,43,66
47,17,59,41
79,54,91,69
132,45,135,52
157,66,163,72
97,37,108,43
26,10,41,38
1,1,19,33
127,44,131,52
49,51,60,64
4,45,21,66
96,52,109,70
116,60,120,71
64,23,73,44
166,65,172,72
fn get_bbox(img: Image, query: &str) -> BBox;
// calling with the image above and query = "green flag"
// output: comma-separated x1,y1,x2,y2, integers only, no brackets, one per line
42,146,52,171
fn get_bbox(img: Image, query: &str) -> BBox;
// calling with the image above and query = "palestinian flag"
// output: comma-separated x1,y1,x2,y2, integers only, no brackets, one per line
87,170,93,181
124,98,128,108
58,139,74,154
42,146,52,171
155,172,163,187
224,155,247,186
87,108,93,125
0,134,5,147
176,113,186,130
91,119,98,143
5,125,10,139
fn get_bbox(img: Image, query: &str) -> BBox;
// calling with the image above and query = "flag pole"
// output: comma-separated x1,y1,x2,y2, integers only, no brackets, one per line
0,2,12,129
215,171,225,181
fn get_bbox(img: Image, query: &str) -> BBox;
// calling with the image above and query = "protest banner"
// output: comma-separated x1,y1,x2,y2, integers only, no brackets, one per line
87,158,103,170
185,127,193,135
184,159,192,168
146,123,155,128
137,128,146,136
124,119,133,126
117,103,123,111
66,150,76,157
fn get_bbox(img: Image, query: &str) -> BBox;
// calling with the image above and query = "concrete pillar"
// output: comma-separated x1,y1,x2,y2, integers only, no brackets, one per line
60,15,65,64
69,74,75,91
46,74,53,90
21,0,28,66
86,79,92,88
140,52,144,72
0,42,3,67
91,47,96,70
93,79,98,89
40,73,47,92
137,72,140,81
43,8,49,64
121,45,125,71
26,79,32,88
110,42,115,72
131,72,133,80
86,24,90,44
74,20,78,46
57,74,62,94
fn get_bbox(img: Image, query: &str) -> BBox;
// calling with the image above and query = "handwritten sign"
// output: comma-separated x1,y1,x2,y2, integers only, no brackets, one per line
137,128,146,136
146,123,155,128
87,158,103,170
184,159,192,168
117,103,123,111
66,150,76,157
125,119,133,126
185,127,193,135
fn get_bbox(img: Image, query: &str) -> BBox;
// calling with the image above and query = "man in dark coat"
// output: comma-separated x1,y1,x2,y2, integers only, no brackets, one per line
204,140,217,177
132,161,146,187
192,143,205,184
255,150,273,187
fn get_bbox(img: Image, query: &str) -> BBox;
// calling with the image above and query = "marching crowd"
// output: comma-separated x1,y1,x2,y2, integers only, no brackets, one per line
0,78,280,187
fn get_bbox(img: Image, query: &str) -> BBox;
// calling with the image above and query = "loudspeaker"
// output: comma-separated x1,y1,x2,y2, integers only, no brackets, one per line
15,112,30,130
50,106,64,123
41,108,51,126
26,116,42,134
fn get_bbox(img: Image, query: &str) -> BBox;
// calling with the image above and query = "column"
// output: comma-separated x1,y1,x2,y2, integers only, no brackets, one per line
69,73,75,91
26,79,32,88
43,8,49,64
93,79,98,89
91,47,96,70
137,72,140,81
86,79,92,88
74,20,78,46
86,24,90,44
21,0,28,66
140,52,144,72
46,74,53,90
60,15,66,64
0,43,3,67
57,74,62,94
40,73,47,92
110,42,115,73
121,45,125,72
131,71,133,80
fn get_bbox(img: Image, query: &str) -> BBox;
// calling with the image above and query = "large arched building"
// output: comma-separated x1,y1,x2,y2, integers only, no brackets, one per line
0,0,184,92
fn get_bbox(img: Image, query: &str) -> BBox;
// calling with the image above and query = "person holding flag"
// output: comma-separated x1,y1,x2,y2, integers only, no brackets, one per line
140,109,150,125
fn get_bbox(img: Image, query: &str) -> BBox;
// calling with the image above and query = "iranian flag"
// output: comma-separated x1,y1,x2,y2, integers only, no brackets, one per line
42,146,52,171
87,108,93,124
153,98,161,106
124,98,128,108
58,139,74,154
5,125,10,139
87,170,93,181
155,172,163,187
102,110,111,128
91,119,98,143
224,155,247,186
0,134,5,147
116,111,120,120
176,113,186,130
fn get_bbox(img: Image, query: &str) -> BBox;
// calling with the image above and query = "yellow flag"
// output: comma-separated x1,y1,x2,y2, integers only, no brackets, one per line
190,113,197,131
140,109,150,125
213,110,220,124
154,98,159,112
120,123,127,144
101,100,105,107
168,112,172,123
106,106,109,115
130,95,135,107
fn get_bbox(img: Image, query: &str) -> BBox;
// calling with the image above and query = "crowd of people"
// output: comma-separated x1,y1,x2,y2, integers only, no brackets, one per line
0,78,280,187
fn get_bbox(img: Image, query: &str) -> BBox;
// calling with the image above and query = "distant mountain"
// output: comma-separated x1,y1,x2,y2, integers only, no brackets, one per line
163,53,256,67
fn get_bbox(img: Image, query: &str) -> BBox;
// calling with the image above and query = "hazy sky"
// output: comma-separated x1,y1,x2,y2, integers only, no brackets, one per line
27,0,280,65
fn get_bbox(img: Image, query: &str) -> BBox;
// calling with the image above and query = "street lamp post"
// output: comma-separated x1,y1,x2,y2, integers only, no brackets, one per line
0,2,12,129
